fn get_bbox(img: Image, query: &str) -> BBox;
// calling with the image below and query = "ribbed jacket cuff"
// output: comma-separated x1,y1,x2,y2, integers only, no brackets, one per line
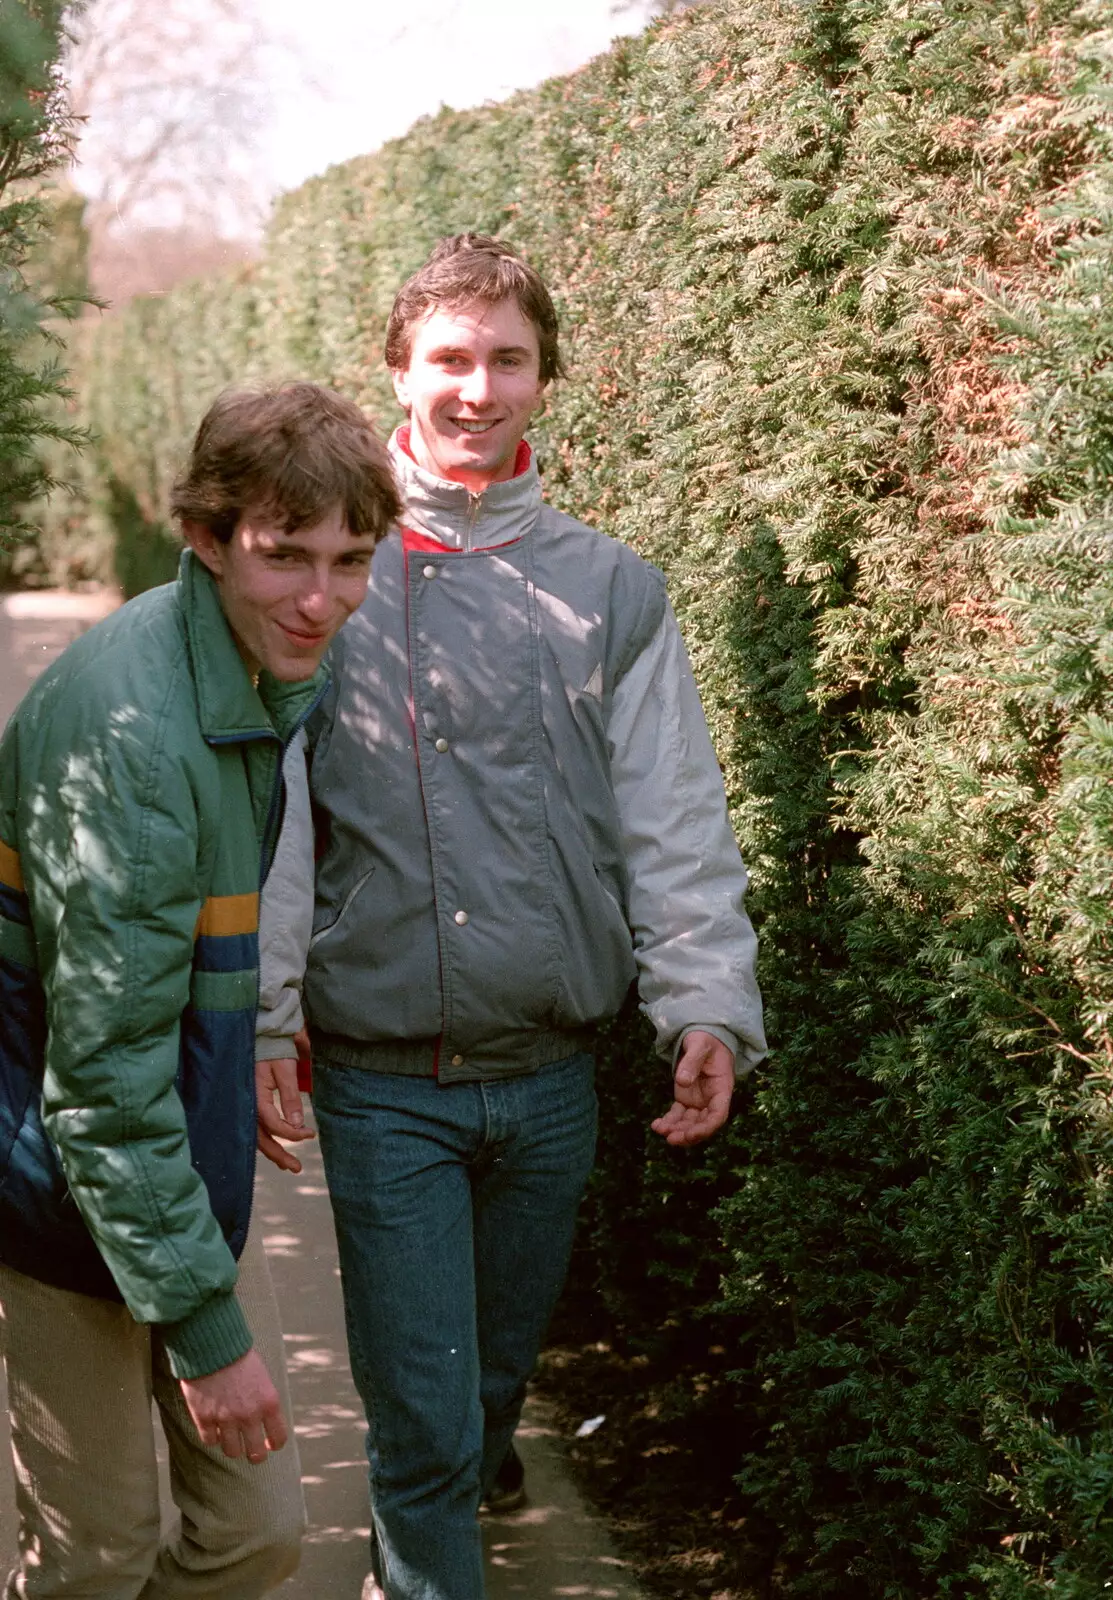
671,1025,741,1079
256,1034,300,1062
162,1290,253,1380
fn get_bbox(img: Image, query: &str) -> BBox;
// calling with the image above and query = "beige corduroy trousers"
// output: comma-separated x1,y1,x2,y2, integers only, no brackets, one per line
0,1226,306,1599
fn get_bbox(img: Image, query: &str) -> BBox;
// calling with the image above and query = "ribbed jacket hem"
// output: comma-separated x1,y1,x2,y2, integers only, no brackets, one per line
310,1026,597,1082
163,1289,253,1379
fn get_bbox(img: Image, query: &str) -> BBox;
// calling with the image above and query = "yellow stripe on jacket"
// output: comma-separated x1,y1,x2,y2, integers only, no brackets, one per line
195,892,259,939
0,839,24,894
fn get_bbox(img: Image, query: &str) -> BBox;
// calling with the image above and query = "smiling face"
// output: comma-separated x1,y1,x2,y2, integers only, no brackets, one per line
391,298,548,493
183,506,377,681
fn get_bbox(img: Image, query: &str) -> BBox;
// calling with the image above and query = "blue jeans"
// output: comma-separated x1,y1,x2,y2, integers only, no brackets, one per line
313,1052,598,1600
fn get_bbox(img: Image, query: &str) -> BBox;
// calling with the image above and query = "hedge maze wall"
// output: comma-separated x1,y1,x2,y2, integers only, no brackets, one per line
63,1,1113,1591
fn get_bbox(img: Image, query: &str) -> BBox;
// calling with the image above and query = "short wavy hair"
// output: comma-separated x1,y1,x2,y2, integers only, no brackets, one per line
385,234,566,385
171,382,402,544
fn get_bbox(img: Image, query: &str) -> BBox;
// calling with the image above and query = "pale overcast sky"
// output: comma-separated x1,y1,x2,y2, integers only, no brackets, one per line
262,1,646,197
68,0,656,243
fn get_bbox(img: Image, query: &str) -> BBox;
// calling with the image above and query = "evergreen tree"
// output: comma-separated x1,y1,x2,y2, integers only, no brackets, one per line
0,0,86,550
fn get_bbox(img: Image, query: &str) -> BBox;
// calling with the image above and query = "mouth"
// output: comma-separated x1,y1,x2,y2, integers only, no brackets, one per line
451,418,501,436
279,623,330,648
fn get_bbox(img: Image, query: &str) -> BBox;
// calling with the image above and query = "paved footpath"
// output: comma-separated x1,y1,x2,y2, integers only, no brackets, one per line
0,590,642,1599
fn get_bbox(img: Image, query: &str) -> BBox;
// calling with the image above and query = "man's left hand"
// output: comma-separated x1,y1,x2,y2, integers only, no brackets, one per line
651,1031,734,1147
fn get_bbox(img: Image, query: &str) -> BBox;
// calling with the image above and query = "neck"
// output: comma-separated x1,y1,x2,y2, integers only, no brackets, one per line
402,425,527,494
452,468,506,494
226,620,261,682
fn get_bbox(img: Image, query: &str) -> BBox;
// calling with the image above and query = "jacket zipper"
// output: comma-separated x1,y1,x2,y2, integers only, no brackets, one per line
465,492,482,552
404,542,445,1078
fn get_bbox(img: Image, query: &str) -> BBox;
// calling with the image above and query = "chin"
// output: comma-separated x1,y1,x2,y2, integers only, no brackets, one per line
454,448,506,476
268,656,322,683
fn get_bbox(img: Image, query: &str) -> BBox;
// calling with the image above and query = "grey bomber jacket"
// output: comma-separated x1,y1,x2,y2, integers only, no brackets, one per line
257,431,766,1082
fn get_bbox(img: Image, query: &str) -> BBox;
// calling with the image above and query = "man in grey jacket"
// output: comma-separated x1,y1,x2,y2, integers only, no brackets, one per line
255,234,765,1600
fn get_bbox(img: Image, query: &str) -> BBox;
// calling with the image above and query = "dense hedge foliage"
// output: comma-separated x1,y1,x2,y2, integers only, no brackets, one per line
0,0,85,565
63,1,1113,1591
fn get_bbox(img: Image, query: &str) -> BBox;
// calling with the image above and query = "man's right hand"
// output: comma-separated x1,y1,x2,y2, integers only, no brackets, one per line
180,1348,288,1463
256,1055,316,1174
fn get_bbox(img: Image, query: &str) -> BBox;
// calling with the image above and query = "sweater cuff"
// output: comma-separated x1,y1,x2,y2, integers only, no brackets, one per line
256,1034,300,1063
162,1289,253,1380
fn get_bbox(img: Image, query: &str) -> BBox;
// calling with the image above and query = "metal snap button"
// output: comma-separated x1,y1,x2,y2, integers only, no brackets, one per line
422,564,437,578
435,737,449,753
454,910,469,925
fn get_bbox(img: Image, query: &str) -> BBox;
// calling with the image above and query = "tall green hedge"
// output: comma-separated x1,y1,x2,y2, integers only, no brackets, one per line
66,1,1113,1591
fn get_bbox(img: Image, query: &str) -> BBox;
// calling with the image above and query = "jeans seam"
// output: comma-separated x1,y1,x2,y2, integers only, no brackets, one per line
478,1079,493,1150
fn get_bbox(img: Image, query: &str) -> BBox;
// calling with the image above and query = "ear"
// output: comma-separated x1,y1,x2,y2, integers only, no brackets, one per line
521,377,548,427
390,367,412,412
181,519,226,579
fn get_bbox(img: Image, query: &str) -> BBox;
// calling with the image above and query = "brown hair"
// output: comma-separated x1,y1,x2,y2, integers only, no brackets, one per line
171,381,402,544
385,234,566,384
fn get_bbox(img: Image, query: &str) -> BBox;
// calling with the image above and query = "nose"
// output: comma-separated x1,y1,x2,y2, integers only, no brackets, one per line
458,363,493,406
294,568,331,621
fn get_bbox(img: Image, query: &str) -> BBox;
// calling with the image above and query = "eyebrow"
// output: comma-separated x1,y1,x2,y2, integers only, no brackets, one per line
429,343,532,360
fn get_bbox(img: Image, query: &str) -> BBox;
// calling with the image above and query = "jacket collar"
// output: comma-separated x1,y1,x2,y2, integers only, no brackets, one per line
178,549,328,744
389,426,542,552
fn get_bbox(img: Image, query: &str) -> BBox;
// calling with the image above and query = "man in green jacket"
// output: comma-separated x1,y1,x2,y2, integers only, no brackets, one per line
0,382,399,1597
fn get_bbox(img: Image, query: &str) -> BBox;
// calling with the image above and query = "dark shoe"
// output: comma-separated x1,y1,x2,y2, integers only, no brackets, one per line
482,1442,527,1514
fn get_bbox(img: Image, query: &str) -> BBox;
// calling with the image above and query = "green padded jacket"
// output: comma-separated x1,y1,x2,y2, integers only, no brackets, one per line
0,551,326,1377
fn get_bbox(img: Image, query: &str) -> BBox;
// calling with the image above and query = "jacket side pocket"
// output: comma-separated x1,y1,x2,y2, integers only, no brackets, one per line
309,865,377,950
